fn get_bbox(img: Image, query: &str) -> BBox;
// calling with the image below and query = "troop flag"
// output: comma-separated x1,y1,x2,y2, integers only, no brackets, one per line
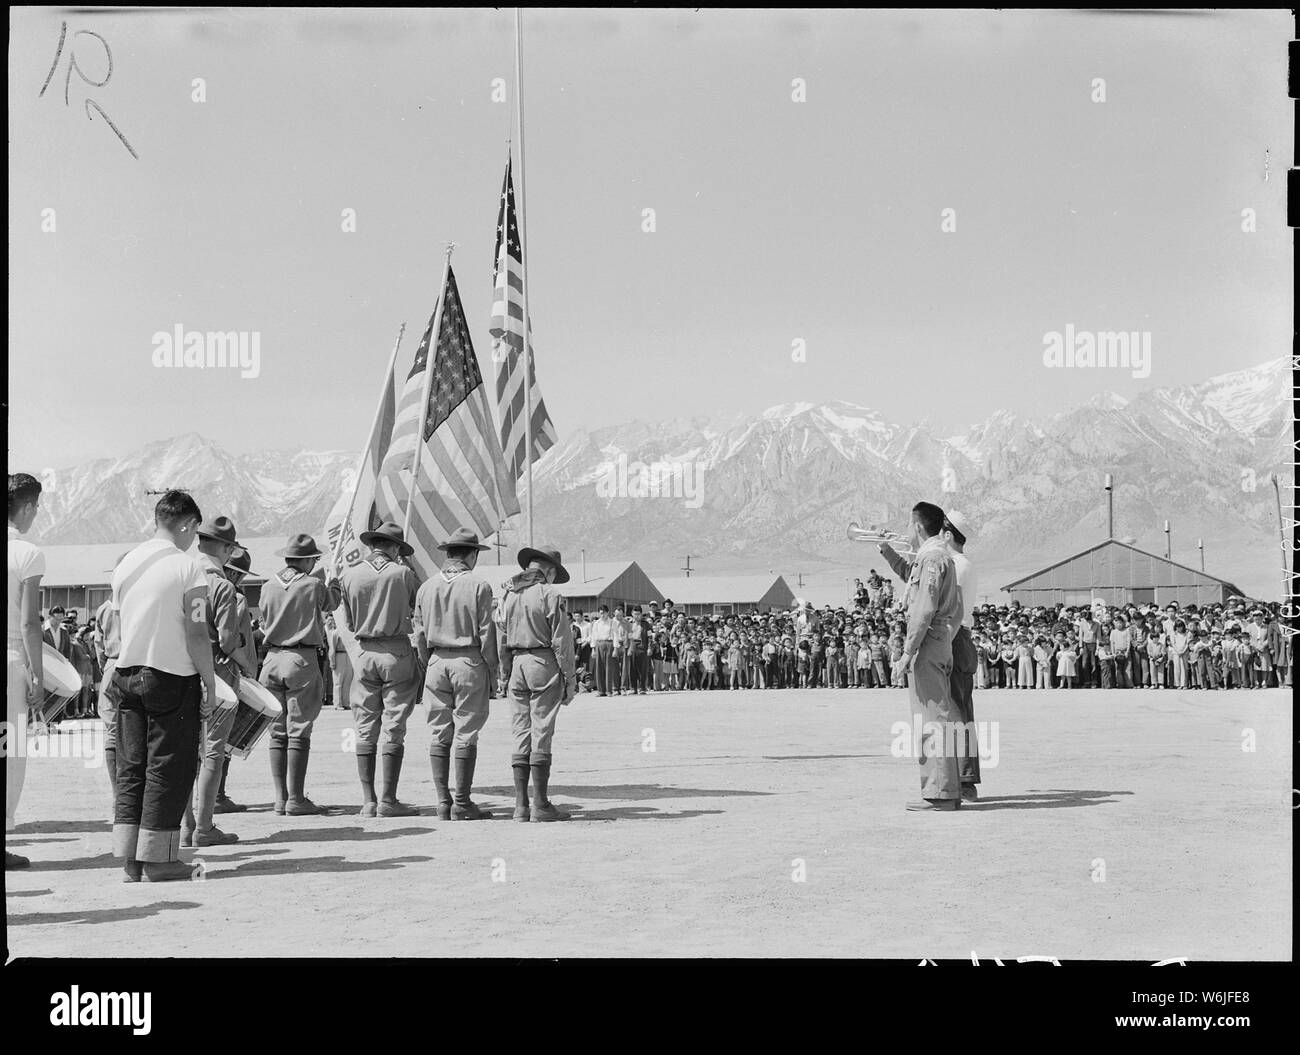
490,155,558,481
323,330,401,575
375,264,519,580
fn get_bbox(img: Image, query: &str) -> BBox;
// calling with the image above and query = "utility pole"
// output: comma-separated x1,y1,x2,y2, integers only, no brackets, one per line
492,520,506,566
680,554,697,578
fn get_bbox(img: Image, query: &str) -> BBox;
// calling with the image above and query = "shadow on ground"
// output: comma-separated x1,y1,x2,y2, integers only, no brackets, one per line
203,854,432,879
477,783,772,801
965,789,1133,810
13,820,111,835
235,826,433,845
9,900,200,926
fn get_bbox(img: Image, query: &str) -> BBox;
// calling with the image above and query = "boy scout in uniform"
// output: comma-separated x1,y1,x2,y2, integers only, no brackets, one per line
500,544,577,822
182,516,244,846
339,521,421,818
259,533,342,816
413,527,499,820
214,548,258,814
878,501,964,812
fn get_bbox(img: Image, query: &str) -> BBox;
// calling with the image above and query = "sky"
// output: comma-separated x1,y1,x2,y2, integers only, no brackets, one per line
8,7,1293,474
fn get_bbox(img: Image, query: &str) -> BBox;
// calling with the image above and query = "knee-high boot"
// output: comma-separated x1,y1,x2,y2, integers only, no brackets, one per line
429,746,452,820
452,745,491,820
286,738,324,815
268,739,289,814
378,745,418,817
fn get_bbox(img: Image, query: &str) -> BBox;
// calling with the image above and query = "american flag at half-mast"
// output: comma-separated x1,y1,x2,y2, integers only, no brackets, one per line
374,265,519,580
490,156,558,480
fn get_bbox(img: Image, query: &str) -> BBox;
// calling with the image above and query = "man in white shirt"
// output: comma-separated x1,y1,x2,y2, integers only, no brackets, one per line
942,512,981,800
7,473,46,870
110,490,217,882
589,605,614,696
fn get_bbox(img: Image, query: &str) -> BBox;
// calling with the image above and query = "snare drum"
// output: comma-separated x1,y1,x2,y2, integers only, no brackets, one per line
38,644,82,724
207,675,239,728
226,677,283,759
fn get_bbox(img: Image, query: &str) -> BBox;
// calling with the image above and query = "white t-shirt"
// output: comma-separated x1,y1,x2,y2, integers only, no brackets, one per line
113,538,207,676
950,551,978,628
7,525,45,651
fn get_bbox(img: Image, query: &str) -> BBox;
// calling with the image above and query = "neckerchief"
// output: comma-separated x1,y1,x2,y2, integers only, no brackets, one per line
440,558,469,584
506,568,547,594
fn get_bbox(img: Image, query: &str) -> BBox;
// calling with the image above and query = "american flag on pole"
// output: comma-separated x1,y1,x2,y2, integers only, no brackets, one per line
490,156,558,480
375,265,519,579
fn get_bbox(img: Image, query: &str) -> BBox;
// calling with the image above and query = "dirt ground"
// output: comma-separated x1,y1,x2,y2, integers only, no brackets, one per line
5,686,1292,960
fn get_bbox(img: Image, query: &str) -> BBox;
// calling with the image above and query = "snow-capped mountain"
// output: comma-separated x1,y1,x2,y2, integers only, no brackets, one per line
29,357,1290,598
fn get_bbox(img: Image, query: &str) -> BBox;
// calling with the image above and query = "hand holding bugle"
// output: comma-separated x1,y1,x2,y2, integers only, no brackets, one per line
846,522,915,556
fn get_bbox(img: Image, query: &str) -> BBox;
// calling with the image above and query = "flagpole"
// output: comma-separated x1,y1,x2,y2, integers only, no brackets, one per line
1269,472,1289,602
330,321,406,578
405,245,455,543
515,5,534,547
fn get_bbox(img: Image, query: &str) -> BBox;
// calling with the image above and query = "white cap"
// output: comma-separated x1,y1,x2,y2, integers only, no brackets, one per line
945,510,975,544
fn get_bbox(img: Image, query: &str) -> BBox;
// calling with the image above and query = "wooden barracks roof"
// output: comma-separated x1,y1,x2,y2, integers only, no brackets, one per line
650,574,795,608
475,560,664,605
1002,538,1245,595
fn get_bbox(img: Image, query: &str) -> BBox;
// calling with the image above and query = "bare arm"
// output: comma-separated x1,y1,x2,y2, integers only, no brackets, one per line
183,586,217,714
20,574,44,702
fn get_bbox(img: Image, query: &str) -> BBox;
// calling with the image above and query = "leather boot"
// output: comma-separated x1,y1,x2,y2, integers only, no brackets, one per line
357,751,378,817
529,758,569,822
451,745,492,820
429,747,452,820
194,762,238,844
511,753,531,822
214,755,247,813
269,739,289,814
286,739,324,815
378,746,419,817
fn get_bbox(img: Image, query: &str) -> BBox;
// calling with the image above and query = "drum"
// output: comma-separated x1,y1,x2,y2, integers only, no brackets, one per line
208,675,239,726
38,644,82,725
225,677,282,759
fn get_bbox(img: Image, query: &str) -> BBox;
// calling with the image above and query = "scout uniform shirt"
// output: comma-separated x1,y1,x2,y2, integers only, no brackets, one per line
500,570,576,689
198,551,241,689
94,597,121,663
233,593,258,677
259,565,341,647
413,559,500,670
885,536,961,657
340,553,418,639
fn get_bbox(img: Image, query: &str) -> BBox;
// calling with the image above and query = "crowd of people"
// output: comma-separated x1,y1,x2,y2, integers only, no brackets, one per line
566,580,1292,693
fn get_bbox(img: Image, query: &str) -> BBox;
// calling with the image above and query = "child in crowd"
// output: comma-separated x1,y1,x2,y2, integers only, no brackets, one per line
1033,636,1051,689
889,634,907,687
701,639,718,690
1016,635,1034,689
1097,638,1114,689
999,638,1017,688
1056,635,1078,689
1169,621,1190,689
1146,628,1166,688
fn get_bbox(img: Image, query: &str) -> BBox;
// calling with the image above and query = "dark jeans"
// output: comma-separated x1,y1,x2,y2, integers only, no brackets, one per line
112,665,202,863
